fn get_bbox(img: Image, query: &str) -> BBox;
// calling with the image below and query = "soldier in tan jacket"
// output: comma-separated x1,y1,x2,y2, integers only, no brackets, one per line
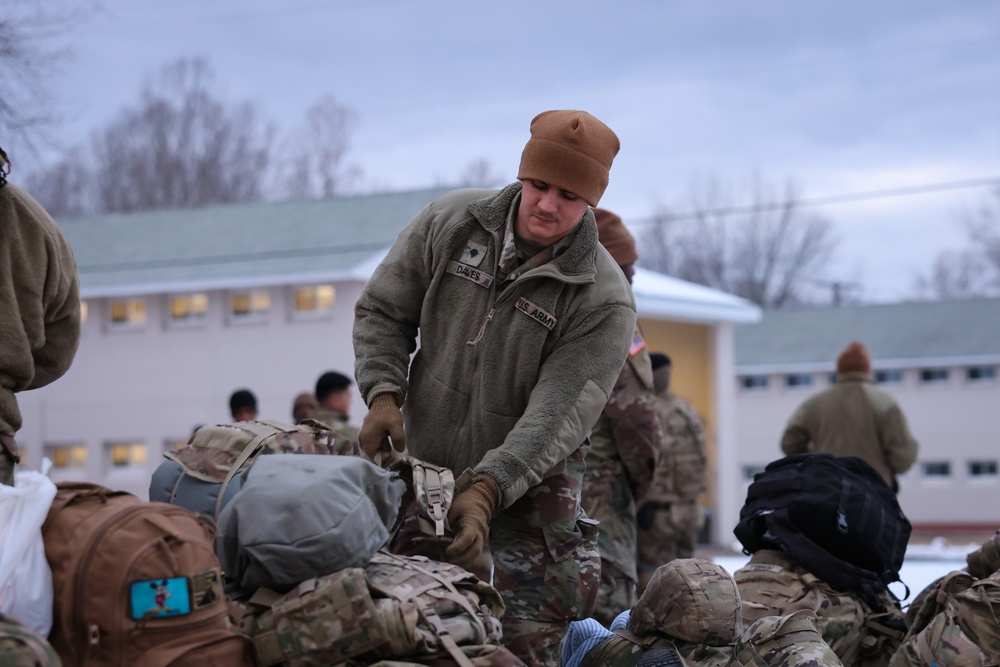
780,341,918,491
0,148,81,485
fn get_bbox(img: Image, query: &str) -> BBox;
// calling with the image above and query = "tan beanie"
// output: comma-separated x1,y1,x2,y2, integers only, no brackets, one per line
517,110,620,206
594,208,638,265
836,341,871,375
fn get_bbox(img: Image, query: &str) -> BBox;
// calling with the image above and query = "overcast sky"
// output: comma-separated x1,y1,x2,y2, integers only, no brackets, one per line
28,0,1000,302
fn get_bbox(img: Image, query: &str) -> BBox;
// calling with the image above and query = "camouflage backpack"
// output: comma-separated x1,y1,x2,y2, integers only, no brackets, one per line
233,551,523,667
734,549,906,667
967,531,1000,580
0,613,62,666
890,571,1000,667
732,609,844,667
580,558,743,667
149,419,354,521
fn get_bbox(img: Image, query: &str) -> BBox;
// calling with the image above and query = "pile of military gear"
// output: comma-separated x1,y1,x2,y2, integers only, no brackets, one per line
566,558,845,667
734,453,911,612
889,531,1000,666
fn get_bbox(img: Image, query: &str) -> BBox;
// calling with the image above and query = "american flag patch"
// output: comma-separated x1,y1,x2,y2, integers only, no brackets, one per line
629,332,646,356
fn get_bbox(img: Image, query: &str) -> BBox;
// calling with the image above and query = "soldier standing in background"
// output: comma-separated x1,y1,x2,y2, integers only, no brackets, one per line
581,208,662,625
0,147,82,485
636,352,707,593
310,370,360,446
229,389,258,422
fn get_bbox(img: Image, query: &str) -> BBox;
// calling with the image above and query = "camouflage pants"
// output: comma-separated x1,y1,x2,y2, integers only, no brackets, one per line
490,449,601,667
591,562,637,627
0,435,17,486
635,499,700,593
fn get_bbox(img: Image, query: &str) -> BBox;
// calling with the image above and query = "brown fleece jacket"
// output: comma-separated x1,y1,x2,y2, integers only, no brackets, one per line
0,184,81,440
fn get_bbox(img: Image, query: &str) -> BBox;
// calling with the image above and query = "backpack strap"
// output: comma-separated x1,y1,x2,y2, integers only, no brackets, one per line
372,553,487,667
213,423,284,520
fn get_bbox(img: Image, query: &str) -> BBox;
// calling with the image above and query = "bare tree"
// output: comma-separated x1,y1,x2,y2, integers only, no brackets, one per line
639,174,839,309
23,147,93,217
0,1,94,154
90,57,273,212
913,186,1000,298
282,95,359,199
457,158,504,188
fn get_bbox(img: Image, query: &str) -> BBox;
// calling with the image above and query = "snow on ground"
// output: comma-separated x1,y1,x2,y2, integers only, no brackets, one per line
712,539,974,606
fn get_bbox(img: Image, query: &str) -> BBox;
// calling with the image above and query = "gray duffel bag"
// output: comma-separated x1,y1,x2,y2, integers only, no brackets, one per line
216,454,406,596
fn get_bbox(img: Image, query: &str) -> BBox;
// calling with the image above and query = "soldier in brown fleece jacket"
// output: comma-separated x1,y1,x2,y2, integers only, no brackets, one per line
0,148,82,485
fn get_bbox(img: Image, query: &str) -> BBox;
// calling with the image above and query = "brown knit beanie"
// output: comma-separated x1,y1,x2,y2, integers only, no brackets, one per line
517,110,620,206
836,341,871,375
594,208,638,266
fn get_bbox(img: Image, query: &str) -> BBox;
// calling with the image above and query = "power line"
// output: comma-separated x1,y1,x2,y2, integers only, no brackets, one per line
630,176,1000,227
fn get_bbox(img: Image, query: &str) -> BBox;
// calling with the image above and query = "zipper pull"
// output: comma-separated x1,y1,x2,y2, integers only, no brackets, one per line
467,308,495,345
89,623,100,645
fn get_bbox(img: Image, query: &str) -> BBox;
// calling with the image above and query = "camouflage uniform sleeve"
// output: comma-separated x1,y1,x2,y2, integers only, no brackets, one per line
602,357,662,500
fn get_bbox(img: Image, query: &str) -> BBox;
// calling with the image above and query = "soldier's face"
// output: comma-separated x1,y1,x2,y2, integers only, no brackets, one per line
516,179,590,246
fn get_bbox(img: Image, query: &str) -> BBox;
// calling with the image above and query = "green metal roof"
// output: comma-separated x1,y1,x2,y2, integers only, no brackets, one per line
734,299,1000,371
60,187,453,297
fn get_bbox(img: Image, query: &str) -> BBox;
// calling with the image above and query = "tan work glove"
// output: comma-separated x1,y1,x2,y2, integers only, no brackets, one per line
446,475,500,571
358,393,405,466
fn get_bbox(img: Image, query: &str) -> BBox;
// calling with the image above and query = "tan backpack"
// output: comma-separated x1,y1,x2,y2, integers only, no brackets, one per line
41,482,256,666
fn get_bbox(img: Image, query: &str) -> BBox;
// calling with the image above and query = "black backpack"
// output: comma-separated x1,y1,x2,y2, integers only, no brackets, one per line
733,453,911,609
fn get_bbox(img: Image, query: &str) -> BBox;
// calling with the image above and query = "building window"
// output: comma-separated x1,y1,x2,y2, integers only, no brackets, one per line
740,375,769,391
230,290,271,322
968,460,998,478
785,374,812,388
875,370,904,384
828,373,838,384
742,464,767,481
169,293,208,325
293,285,335,318
106,442,148,469
108,298,147,329
966,366,997,382
919,368,949,384
921,461,951,478
46,444,88,470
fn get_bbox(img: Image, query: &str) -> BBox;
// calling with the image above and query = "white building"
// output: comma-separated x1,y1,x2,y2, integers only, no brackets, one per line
733,300,1000,533
14,187,760,545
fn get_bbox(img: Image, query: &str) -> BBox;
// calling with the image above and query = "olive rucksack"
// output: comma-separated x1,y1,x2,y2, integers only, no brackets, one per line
733,453,911,610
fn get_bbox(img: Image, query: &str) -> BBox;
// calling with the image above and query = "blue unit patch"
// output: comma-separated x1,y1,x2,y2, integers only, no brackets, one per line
129,576,192,620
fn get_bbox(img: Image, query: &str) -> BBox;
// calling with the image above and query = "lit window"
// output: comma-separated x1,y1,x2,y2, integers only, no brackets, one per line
921,461,951,478
740,375,769,390
919,369,949,384
875,370,904,384
169,293,208,323
295,285,335,314
81,300,89,324
46,444,88,470
968,460,998,478
967,366,997,382
785,374,812,388
109,298,147,328
230,290,271,322
106,442,148,469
